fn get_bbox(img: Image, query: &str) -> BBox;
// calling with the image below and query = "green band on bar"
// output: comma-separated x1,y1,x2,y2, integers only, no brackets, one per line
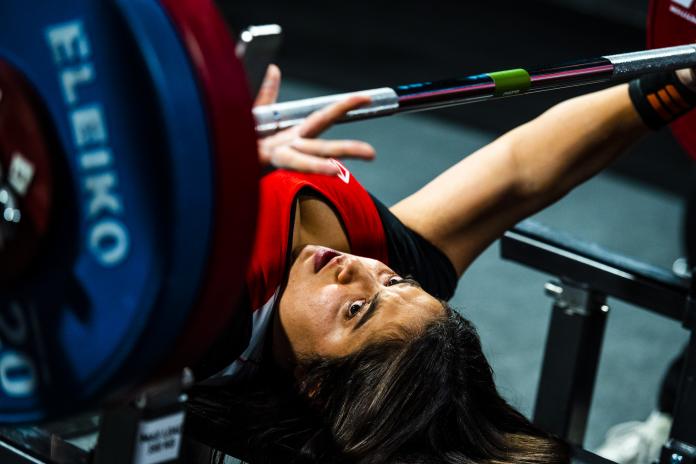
487,69,531,96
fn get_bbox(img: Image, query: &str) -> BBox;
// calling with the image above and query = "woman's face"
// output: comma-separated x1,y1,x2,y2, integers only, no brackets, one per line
273,245,445,366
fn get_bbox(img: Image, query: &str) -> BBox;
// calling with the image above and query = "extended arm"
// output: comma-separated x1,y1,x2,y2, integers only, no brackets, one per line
391,75,693,276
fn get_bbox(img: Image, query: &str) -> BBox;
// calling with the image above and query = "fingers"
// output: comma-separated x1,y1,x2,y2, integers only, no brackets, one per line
291,138,375,160
256,93,376,174
298,95,372,138
253,64,281,107
677,67,696,92
268,145,342,175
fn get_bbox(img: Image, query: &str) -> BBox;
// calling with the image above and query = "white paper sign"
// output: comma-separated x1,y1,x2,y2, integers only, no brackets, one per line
133,412,184,464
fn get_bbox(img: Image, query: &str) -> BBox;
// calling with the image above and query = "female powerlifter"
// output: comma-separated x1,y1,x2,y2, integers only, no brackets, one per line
186,64,696,464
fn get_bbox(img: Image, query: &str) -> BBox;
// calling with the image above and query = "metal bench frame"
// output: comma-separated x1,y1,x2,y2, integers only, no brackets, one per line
502,220,696,464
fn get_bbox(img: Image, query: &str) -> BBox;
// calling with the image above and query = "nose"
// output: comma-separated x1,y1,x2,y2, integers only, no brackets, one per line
337,256,373,285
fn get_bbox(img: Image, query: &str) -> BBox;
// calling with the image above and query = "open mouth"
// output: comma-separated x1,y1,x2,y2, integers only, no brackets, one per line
314,247,341,273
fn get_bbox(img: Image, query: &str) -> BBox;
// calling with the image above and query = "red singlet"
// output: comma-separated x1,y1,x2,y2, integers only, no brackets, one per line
210,161,388,378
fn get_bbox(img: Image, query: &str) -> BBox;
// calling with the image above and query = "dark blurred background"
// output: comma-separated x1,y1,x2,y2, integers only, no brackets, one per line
219,0,692,195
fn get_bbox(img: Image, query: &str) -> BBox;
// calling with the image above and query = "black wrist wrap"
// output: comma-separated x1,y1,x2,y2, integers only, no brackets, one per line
629,71,696,130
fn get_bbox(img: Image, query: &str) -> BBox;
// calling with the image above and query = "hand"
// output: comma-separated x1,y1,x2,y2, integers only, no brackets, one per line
677,67,696,93
676,43,696,93
254,65,376,175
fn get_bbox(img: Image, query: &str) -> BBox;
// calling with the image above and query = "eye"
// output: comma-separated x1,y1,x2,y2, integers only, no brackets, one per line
348,300,365,318
385,275,403,286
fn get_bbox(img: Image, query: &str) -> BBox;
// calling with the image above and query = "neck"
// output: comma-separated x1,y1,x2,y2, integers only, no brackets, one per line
292,195,351,254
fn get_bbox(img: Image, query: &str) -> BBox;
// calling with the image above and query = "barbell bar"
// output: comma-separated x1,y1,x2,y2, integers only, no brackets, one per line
254,44,696,136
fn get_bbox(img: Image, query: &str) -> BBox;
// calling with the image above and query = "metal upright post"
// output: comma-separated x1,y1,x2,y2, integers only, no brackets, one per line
660,285,696,464
533,280,609,446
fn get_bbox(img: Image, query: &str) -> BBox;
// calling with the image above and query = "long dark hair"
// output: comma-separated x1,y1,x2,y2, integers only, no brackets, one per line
187,305,569,463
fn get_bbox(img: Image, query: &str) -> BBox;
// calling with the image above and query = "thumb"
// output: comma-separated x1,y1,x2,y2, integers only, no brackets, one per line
254,64,281,107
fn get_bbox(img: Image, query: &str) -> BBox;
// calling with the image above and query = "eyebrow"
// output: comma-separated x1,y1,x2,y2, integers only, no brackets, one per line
353,278,421,331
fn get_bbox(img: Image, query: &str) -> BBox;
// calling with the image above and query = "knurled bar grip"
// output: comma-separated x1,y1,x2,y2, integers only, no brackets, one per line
253,87,399,135
253,44,696,136
606,45,696,78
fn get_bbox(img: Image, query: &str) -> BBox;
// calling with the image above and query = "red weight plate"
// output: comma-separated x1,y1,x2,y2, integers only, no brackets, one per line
648,0,696,160
156,0,260,371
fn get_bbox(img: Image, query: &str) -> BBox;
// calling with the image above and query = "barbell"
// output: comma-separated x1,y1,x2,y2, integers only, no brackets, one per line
0,0,693,423
254,44,696,132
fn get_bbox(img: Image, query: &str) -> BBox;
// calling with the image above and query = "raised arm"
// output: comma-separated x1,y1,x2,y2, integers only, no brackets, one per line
391,69,696,276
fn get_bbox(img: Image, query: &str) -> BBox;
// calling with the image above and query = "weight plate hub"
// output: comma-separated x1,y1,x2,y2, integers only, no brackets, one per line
648,0,696,159
0,0,254,422
0,61,55,288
